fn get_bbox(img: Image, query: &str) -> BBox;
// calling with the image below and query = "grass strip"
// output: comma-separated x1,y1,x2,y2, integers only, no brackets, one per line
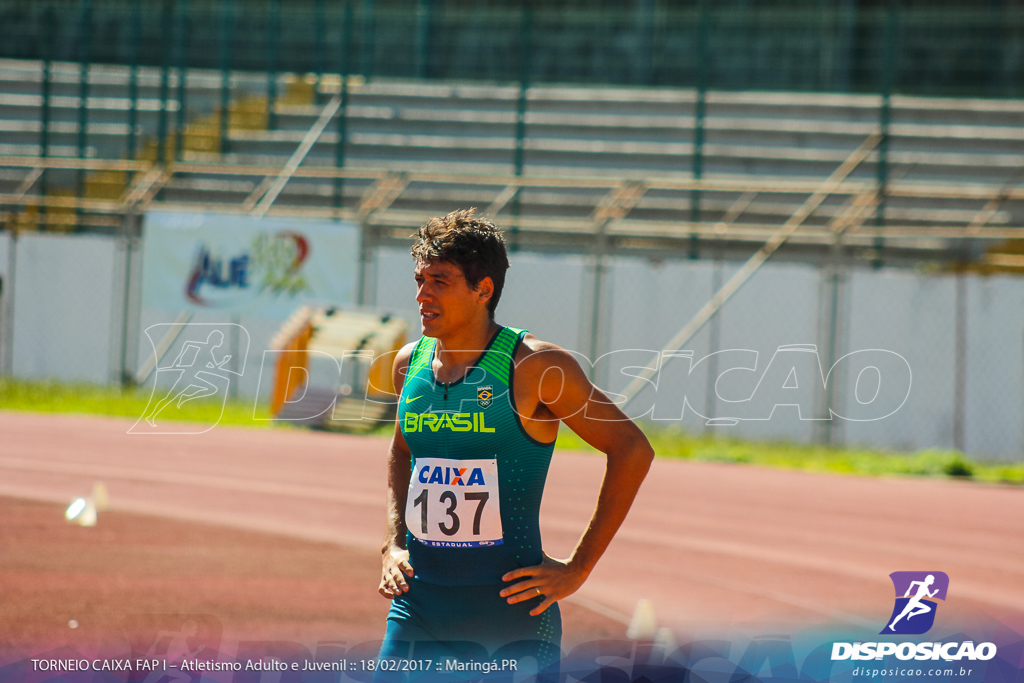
0,378,271,427
3,379,1021,484
556,424,1024,485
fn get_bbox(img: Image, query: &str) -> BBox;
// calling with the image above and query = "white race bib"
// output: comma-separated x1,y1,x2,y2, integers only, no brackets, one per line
406,457,503,548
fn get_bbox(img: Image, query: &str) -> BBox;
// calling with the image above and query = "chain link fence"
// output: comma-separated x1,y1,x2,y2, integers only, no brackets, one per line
365,239,1024,461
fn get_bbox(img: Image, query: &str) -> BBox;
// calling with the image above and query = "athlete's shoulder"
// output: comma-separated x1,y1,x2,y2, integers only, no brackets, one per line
511,333,593,411
392,340,419,392
514,334,587,383
394,340,418,368
515,332,571,359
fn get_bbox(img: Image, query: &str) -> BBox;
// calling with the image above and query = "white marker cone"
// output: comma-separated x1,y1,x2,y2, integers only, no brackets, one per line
626,598,658,640
65,497,97,527
92,481,110,511
652,627,677,659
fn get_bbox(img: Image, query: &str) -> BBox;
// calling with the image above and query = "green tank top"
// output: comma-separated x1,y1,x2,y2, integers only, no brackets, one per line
399,326,557,586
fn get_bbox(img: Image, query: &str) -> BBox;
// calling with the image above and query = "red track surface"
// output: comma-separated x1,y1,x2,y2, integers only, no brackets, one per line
2,411,1022,654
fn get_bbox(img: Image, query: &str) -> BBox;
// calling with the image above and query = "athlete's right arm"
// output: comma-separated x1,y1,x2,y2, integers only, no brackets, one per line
379,342,416,599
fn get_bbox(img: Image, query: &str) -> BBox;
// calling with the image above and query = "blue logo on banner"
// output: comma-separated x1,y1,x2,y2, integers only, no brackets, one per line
881,571,949,635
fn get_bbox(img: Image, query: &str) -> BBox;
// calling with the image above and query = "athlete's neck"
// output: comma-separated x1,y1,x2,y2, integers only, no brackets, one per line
432,319,501,382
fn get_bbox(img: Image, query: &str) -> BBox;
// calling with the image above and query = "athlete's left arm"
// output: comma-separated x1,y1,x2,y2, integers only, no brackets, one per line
500,344,654,616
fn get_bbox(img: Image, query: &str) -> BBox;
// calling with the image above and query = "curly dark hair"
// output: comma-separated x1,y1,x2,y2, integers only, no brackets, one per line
411,208,510,319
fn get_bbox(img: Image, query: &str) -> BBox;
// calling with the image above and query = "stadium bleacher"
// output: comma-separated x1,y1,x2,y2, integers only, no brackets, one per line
1,57,1022,267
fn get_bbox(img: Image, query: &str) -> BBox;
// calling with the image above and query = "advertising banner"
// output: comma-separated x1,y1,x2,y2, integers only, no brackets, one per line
140,211,359,318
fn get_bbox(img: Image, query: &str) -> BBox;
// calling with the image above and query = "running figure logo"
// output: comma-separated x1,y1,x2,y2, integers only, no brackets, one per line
881,571,949,635
144,330,232,426
124,613,221,683
131,323,250,434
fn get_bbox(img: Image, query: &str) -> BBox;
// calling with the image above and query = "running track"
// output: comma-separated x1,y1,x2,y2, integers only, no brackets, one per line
2,411,1022,638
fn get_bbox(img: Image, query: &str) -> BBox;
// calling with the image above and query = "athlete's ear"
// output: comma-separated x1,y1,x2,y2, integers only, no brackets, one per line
475,276,494,307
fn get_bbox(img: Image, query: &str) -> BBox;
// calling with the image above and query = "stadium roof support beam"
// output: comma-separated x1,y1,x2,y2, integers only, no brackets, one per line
485,183,520,217
241,176,276,212
251,94,343,219
3,151,1023,256
619,134,881,405
965,175,1024,237
358,172,410,221
0,156,147,172
715,190,758,232
831,189,879,242
121,165,169,212
11,166,44,206
591,180,648,228
0,194,124,212
7,154,1024,203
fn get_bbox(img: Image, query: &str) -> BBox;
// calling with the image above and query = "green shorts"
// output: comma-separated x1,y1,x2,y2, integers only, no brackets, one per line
378,576,561,680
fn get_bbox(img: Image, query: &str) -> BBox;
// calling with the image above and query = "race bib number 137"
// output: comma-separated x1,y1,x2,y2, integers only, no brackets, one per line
406,457,503,548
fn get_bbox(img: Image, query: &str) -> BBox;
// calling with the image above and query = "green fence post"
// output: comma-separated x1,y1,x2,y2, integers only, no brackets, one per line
835,0,857,92
266,0,281,130
360,0,375,80
157,0,173,165
634,0,656,85
510,6,533,252
174,0,188,162
690,2,709,260
126,0,141,164
314,0,326,83
218,0,234,157
39,7,56,216
414,0,433,79
40,12,54,158
76,0,93,212
873,7,898,270
335,1,353,211
986,3,1001,97
40,10,54,161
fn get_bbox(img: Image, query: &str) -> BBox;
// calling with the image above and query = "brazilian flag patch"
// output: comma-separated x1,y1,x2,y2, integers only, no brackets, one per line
477,385,493,408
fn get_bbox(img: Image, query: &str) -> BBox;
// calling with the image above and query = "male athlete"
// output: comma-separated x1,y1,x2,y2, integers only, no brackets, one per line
377,209,654,671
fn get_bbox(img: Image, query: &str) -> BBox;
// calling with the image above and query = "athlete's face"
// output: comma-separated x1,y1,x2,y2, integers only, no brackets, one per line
414,259,492,338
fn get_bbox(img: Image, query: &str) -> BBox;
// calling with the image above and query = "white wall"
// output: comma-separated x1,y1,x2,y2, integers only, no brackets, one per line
0,232,10,375
9,233,118,384
844,270,957,453
964,276,1024,457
